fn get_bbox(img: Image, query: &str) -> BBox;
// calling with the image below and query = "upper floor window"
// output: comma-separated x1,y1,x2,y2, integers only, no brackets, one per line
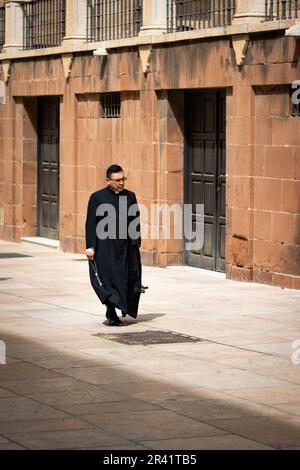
166,0,236,32
87,0,142,42
23,0,66,50
265,0,299,21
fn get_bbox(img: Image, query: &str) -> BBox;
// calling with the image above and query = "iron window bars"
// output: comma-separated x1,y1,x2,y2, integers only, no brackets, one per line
0,7,5,51
23,0,66,50
265,0,298,20
166,0,236,32
101,92,121,118
87,0,142,42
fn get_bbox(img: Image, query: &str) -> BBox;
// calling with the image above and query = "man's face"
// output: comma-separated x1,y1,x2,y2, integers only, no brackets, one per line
107,171,127,192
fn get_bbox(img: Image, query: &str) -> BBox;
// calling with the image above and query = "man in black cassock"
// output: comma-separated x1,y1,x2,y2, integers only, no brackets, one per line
85,164,142,326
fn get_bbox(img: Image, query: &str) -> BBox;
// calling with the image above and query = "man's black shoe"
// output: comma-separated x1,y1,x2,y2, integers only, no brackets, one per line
107,318,123,326
121,311,127,317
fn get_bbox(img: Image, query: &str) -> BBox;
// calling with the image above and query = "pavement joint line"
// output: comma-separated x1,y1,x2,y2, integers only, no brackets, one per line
247,313,300,328
147,328,286,360
0,291,102,318
0,431,29,450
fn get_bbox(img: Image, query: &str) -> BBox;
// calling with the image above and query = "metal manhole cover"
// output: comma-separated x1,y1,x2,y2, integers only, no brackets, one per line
0,253,32,259
96,330,204,345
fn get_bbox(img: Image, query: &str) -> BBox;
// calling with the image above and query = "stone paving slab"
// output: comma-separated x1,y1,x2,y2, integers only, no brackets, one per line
252,366,300,385
0,397,69,422
164,368,291,391
0,417,94,435
0,376,106,395
52,366,166,386
208,416,300,449
140,435,274,450
154,397,288,421
272,403,300,416
0,443,26,450
0,240,300,450
223,386,300,405
56,399,160,417
0,363,63,381
0,388,15,398
4,429,138,450
27,388,132,408
84,410,229,442
25,354,109,370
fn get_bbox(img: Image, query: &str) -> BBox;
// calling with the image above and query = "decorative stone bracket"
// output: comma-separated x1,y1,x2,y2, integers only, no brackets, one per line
62,53,73,80
232,34,249,67
1,60,11,84
138,45,152,75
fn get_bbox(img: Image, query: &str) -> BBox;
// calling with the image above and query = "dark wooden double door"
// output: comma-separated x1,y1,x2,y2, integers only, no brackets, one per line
37,97,60,240
185,90,226,272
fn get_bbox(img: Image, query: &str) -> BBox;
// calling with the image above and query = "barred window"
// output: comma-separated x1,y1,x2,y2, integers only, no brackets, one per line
166,0,236,32
101,93,121,118
23,0,66,50
87,0,142,42
265,0,299,21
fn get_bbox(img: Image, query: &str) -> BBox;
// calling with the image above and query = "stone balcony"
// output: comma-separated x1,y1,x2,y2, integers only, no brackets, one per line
0,0,299,61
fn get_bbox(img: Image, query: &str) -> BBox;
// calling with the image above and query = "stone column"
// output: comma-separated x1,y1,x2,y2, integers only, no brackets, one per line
63,0,87,45
233,0,265,24
139,0,167,37
2,1,24,51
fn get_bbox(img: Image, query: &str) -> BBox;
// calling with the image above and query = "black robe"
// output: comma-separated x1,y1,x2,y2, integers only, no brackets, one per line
85,186,142,317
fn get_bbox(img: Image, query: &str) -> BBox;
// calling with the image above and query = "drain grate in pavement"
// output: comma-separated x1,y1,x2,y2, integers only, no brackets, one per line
0,253,32,259
96,330,204,345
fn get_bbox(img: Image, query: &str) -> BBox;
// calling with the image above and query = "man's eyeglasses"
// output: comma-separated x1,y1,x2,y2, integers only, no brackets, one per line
109,177,127,183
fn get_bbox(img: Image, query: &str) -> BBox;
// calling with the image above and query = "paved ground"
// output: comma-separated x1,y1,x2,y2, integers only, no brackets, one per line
0,240,300,450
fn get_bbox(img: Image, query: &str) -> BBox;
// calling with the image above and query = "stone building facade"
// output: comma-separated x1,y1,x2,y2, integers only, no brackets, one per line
0,0,299,289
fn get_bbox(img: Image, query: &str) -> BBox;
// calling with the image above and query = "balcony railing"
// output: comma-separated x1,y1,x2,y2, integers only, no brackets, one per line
265,0,299,20
87,0,142,42
167,0,236,32
0,6,5,50
23,0,66,50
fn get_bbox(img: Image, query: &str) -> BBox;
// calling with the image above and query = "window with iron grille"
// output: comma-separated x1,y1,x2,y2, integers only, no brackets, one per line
166,0,236,32
23,0,66,50
101,93,121,118
264,0,299,21
87,0,142,42
0,7,5,51
291,84,300,117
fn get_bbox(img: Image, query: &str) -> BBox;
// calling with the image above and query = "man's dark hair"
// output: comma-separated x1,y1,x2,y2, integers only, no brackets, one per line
106,164,124,179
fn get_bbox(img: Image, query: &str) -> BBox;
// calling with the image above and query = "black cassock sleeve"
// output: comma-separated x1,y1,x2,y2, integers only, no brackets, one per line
85,193,98,250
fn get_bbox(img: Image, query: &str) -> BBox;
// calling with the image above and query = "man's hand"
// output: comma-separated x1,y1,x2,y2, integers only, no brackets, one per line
86,248,95,261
